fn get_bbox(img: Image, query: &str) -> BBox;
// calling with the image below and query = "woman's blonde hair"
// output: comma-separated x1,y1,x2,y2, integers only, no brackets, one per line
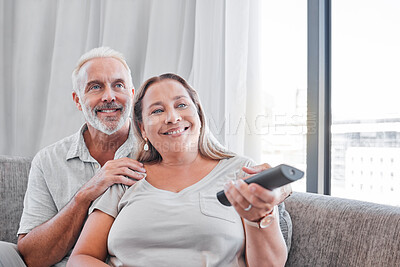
133,73,235,163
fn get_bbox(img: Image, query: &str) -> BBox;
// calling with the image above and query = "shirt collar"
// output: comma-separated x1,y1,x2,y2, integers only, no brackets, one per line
66,121,137,162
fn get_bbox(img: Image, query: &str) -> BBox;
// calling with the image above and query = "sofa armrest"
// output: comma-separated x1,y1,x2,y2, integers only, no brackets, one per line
284,191,400,267
0,155,32,243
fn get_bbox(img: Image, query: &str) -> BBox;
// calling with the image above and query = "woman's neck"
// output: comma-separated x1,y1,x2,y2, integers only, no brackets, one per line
159,150,200,168
144,151,219,193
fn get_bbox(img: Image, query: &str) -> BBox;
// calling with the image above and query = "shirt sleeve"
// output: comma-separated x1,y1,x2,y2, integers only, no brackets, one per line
89,184,127,218
18,154,58,235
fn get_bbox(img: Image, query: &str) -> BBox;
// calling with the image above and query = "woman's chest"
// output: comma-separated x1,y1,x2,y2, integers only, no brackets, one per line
108,189,244,255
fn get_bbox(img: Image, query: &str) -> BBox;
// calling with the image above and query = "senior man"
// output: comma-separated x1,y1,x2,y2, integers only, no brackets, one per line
0,47,292,267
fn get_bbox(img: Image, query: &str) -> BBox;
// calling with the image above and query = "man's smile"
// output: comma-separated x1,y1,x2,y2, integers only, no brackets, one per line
97,108,121,114
94,104,123,115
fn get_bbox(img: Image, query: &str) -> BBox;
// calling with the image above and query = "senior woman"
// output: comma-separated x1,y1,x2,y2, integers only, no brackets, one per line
67,73,288,267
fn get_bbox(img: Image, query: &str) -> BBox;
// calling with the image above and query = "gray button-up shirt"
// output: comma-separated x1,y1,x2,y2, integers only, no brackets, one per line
18,123,137,266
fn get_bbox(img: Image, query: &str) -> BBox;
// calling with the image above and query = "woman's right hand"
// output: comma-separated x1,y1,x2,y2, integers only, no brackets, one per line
224,179,277,223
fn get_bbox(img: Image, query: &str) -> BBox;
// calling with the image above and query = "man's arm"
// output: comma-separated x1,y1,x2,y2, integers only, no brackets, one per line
18,192,92,267
17,158,145,267
243,163,293,205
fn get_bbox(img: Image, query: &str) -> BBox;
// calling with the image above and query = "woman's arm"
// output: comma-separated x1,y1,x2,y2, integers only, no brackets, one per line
243,207,287,267
67,210,115,267
224,180,287,267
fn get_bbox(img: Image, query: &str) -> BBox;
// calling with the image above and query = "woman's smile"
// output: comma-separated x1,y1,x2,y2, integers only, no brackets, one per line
161,126,190,136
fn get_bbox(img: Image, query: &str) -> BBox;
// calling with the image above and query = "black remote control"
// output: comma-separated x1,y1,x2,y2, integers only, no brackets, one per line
217,164,304,206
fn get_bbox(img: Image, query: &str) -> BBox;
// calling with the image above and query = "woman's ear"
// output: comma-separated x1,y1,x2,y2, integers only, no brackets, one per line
139,123,146,139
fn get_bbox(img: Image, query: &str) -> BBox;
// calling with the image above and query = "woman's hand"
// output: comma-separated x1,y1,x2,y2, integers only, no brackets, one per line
242,163,292,206
224,178,277,222
224,173,288,266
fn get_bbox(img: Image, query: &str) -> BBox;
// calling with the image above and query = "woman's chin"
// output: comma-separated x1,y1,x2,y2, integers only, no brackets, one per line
156,142,198,154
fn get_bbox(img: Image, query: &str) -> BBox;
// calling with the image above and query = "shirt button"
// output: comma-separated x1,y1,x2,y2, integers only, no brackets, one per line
94,164,100,169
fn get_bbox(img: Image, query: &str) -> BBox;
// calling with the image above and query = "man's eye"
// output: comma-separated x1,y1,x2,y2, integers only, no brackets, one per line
151,109,163,114
91,85,101,90
115,83,125,89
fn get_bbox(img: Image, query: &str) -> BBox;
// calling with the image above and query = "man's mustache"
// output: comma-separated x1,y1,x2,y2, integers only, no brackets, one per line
94,103,124,113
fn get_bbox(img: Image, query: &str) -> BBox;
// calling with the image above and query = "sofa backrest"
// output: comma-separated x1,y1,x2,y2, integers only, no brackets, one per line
2,154,400,267
284,191,400,267
0,155,31,243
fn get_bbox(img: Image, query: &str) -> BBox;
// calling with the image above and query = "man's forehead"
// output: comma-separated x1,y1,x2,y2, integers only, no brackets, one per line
79,57,129,82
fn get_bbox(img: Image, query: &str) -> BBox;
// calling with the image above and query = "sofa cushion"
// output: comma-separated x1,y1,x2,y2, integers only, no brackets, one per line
285,192,400,267
0,155,31,243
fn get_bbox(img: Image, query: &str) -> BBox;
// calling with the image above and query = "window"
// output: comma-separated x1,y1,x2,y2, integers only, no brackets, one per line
331,0,400,206
260,0,399,207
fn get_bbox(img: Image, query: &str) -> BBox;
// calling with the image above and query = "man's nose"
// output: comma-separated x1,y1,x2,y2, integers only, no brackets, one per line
165,109,182,124
101,86,116,102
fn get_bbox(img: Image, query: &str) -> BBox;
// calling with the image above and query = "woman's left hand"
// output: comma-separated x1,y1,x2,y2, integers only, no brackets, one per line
224,178,277,222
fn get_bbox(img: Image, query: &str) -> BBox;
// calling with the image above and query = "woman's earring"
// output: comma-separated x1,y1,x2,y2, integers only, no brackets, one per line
143,138,149,151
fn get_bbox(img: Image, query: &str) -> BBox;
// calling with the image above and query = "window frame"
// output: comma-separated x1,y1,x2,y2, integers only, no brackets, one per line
307,0,331,194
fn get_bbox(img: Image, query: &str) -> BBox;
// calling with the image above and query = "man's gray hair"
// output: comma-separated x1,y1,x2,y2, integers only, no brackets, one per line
71,47,133,94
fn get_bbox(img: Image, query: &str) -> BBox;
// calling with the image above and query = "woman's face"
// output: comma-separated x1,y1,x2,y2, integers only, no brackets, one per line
140,79,201,155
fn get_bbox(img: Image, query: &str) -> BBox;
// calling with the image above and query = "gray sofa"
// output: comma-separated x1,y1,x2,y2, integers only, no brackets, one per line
1,155,400,266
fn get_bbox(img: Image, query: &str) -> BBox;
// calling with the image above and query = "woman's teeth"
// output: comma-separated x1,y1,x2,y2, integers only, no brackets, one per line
165,128,185,135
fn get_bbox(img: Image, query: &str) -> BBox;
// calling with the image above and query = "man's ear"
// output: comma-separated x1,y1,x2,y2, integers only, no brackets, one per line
132,88,135,95
72,92,82,111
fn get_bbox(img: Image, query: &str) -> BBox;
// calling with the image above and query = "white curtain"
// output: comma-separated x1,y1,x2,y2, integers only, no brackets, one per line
0,0,262,162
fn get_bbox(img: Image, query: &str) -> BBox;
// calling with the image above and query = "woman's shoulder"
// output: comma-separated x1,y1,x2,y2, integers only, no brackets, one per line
221,154,256,168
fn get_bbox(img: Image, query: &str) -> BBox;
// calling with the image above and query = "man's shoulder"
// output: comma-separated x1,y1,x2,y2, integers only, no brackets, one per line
34,132,79,161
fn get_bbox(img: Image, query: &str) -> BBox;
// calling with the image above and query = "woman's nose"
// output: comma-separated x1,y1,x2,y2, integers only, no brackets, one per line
165,109,182,124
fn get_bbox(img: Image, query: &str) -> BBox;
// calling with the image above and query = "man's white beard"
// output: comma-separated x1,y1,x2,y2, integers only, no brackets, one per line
80,98,132,135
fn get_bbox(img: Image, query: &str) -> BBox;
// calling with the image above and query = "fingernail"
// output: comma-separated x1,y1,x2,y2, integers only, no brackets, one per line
272,188,279,197
224,182,231,191
249,184,256,192
233,179,242,189
237,179,246,188
140,168,146,172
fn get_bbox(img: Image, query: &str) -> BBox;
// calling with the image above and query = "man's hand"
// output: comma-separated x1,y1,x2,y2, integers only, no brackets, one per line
77,157,146,204
242,163,292,206
17,158,146,267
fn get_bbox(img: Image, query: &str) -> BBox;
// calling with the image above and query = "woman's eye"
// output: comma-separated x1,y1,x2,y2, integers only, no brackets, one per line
177,103,187,108
151,109,163,114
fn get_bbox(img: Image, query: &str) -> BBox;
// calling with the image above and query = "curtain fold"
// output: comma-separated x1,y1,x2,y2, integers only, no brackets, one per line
0,0,261,161
0,0,15,154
